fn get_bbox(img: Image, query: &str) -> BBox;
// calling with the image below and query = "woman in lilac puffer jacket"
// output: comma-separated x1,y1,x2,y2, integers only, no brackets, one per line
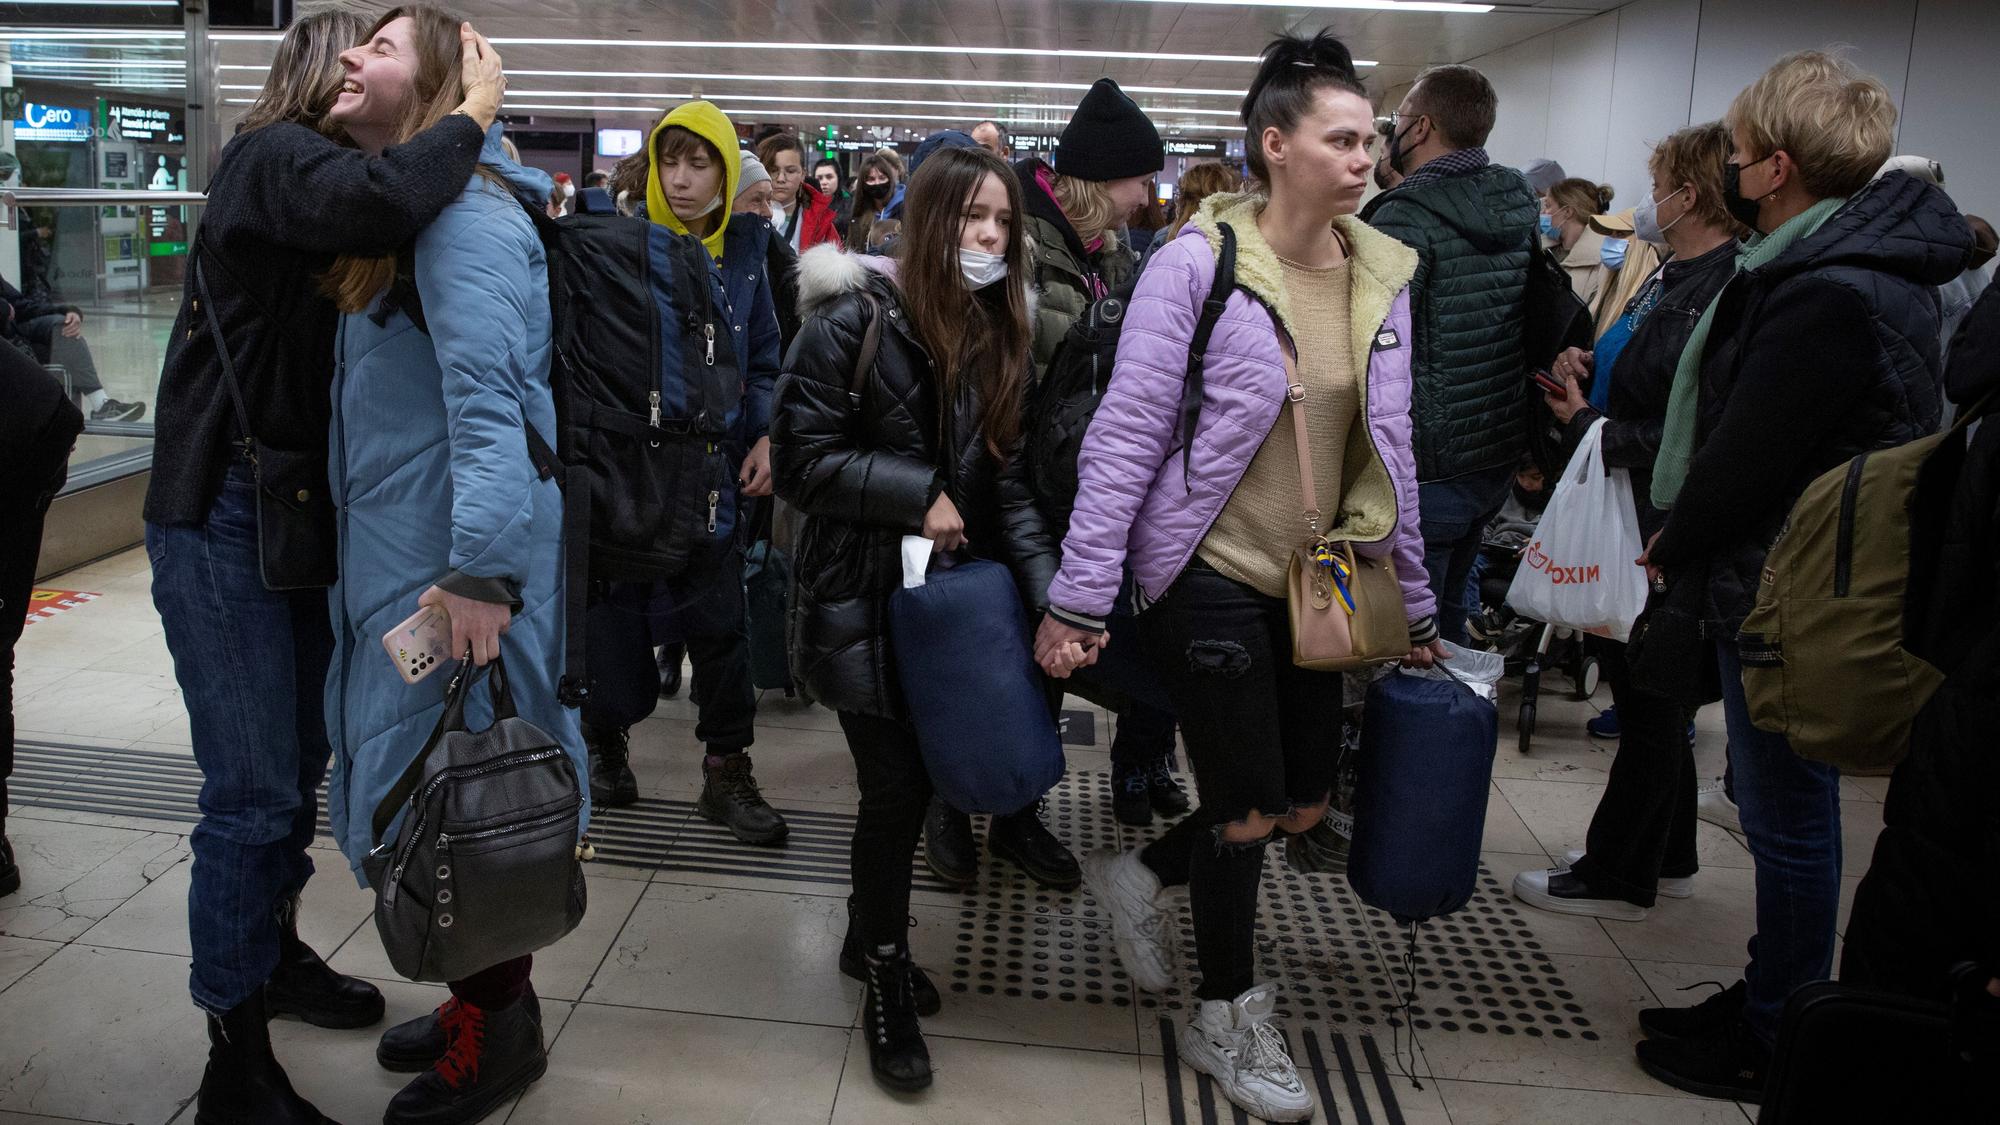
1032,32,1441,1123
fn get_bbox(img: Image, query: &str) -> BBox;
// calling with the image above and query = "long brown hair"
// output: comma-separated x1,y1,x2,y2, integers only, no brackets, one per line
897,146,1031,459
1172,162,1243,230
239,7,370,138
853,152,901,222
323,5,473,313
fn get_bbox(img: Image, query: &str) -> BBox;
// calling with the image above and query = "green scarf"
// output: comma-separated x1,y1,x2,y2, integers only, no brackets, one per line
1651,195,1848,508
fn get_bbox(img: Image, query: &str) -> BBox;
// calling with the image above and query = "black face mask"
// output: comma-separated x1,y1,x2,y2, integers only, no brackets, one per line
1385,118,1418,177
863,181,891,202
1722,153,1775,232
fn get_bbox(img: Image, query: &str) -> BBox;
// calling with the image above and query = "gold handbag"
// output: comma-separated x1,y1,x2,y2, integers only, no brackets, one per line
1280,366,1411,671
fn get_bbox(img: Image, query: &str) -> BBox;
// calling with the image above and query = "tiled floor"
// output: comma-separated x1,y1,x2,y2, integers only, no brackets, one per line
4,548,1888,1125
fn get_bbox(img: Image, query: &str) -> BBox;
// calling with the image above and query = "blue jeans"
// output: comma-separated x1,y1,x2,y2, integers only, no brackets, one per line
148,462,332,1013
1419,465,1515,645
1715,640,1842,1043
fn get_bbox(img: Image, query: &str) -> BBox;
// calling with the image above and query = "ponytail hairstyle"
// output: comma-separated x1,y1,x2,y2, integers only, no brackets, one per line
1547,177,1615,222
239,7,370,139
1241,30,1368,184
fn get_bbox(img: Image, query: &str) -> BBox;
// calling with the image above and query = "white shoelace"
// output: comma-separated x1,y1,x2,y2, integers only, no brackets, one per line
1241,1020,1299,1083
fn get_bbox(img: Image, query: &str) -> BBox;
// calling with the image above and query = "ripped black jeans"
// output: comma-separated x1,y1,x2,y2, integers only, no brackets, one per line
1135,560,1343,1001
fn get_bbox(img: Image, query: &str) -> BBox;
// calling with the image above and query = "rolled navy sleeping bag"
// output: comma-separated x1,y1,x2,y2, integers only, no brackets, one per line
888,556,1065,814
1346,665,1500,923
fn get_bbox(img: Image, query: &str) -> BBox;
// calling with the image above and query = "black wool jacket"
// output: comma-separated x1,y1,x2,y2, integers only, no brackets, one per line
1650,172,1973,633
145,115,484,536
772,248,1057,719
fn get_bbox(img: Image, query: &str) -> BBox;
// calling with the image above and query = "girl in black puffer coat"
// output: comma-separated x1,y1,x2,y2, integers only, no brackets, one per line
771,146,1056,1094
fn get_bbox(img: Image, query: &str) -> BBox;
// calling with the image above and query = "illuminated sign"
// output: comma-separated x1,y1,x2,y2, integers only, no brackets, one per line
17,102,92,143
597,128,642,157
105,103,177,142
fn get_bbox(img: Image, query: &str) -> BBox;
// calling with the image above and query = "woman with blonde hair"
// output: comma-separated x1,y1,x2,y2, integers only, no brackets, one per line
1541,176,1620,315
144,7,503,1121
1632,49,1974,1101
321,7,578,1120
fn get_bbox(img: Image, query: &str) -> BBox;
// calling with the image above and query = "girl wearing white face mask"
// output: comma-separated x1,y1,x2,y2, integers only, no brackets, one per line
1511,121,1746,927
771,145,1055,1094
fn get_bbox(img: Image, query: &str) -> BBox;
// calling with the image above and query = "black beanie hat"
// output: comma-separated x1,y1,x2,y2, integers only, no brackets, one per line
1054,78,1164,182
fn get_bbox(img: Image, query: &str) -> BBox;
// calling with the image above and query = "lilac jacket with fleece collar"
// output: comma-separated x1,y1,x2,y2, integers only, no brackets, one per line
1046,192,1437,640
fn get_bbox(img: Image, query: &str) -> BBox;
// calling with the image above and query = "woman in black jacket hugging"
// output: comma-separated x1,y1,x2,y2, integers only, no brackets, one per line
772,145,1058,1093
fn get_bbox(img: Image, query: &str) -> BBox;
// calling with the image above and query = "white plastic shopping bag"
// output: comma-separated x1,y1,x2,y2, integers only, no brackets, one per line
1502,419,1648,642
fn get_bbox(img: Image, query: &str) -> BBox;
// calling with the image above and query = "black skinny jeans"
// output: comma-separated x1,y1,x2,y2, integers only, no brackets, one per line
1132,562,1342,1002
1568,640,1698,906
838,710,933,950
580,545,756,753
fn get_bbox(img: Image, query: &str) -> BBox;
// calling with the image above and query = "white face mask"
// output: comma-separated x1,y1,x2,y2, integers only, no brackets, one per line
562,182,576,199
1633,186,1687,246
959,246,1008,289
688,192,723,220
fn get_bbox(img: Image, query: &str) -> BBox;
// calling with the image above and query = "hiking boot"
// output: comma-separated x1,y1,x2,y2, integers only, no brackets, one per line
838,896,940,1016
1562,849,1693,899
1146,756,1191,818
1179,982,1315,1122
1586,706,1621,740
1696,779,1742,834
861,946,933,1092
265,896,384,1029
921,797,979,886
990,803,1081,891
192,988,337,1125
1283,814,1351,876
0,837,19,898
585,723,639,809
697,752,789,845
1640,979,1747,1041
1111,763,1153,827
1081,849,1175,993
377,988,543,1073
384,992,547,1125
90,397,146,423
1635,1014,1769,1103
1512,865,1648,922
656,644,684,699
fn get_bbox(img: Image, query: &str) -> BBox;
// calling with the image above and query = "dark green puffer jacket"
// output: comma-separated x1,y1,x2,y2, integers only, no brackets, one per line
1363,164,1540,481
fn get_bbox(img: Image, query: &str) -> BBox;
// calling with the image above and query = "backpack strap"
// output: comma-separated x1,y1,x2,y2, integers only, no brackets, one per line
1179,222,1238,486
847,293,883,408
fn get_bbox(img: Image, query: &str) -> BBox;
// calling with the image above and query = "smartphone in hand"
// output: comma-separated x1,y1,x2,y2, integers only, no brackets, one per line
382,604,454,685
1530,368,1568,397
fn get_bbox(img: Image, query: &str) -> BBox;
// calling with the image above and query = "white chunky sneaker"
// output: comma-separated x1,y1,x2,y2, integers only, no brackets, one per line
1082,848,1176,993
1179,983,1315,1122
1561,849,1694,899
1695,779,1743,834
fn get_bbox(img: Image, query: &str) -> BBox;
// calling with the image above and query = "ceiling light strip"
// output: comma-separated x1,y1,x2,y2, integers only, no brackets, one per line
216,65,1249,99
1117,0,1490,11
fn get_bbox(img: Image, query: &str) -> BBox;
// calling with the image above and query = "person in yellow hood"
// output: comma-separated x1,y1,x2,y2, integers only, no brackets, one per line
580,99,791,849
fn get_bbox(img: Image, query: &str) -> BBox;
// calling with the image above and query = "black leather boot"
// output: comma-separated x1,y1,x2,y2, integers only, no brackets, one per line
921,797,979,886
384,992,547,1125
377,987,543,1073
990,803,1081,891
862,947,933,1092
657,643,685,698
585,722,640,809
266,897,385,1029
1146,756,1192,818
0,837,19,898
697,752,789,845
193,988,339,1125
838,895,940,1016
1111,763,1153,827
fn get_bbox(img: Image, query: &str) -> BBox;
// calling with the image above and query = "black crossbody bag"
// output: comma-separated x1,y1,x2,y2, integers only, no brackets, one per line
190,246,340,590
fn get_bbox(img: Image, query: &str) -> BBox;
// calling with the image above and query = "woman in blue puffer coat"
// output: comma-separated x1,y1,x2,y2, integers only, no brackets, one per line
318,8,582,1123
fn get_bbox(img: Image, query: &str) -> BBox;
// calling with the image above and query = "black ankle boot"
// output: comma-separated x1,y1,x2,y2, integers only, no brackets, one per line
862,947,933,1092
384,992,548,1125
377,986,543,1073
839,896,941,1017
921,798,979,886
1146,756,1191,818
586,723,640,809
698,751,789,845
1111,764,1153,827
657,643,685,698
266,897,385,1029
193,988,339,1125
0,837,19,898
990,804,1081,891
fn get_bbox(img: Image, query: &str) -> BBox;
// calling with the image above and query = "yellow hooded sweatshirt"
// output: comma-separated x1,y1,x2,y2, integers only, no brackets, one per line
646,100,740,261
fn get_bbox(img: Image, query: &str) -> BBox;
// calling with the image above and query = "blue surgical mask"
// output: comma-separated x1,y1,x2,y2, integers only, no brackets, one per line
1600,237,1629,271
1537,213,1558,240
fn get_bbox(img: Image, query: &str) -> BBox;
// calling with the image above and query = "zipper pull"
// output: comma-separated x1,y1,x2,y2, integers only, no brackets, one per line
704,324,716,366
648,390,662,429
707,490,719,533
436,833,452,856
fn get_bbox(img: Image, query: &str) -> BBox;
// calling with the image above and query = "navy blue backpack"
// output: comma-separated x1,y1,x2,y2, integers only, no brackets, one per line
888,557,1065,814
1346,666,1500,923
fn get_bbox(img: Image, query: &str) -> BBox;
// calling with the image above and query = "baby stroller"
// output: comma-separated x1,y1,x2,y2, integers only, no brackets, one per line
1464,489,1602,755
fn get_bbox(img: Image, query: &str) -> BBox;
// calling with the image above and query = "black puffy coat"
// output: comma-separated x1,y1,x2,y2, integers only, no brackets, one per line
771,246,1058,718
1841,285,2000,1001
1650,172,1973,633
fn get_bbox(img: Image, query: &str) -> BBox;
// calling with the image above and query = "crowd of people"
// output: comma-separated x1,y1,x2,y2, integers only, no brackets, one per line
2,4,1995,1125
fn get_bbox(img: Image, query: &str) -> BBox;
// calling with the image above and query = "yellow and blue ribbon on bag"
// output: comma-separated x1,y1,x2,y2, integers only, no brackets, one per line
1311,541,1357,616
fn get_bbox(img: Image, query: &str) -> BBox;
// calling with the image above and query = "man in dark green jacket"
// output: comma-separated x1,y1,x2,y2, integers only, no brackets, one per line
1361,64,1540,644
